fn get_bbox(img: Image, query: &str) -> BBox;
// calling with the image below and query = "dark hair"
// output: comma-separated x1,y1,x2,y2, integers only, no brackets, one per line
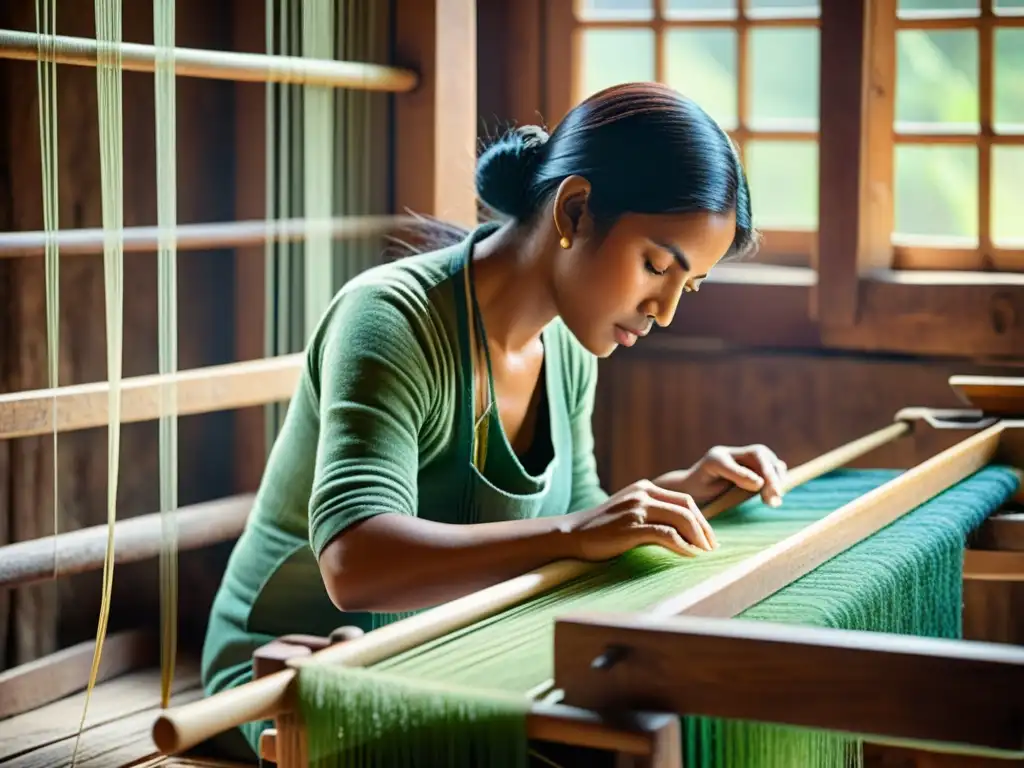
475,82,757,261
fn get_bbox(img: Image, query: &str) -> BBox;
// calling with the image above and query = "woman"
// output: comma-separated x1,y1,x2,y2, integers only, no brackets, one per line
201,81,787,758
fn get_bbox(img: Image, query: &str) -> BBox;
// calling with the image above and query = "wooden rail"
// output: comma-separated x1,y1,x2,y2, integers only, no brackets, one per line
0,215,412,258
0,495,253,591
0,355,302,439
0,29,419,90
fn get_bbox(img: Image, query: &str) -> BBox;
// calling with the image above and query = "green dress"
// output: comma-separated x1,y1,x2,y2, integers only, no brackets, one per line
200,223,609,757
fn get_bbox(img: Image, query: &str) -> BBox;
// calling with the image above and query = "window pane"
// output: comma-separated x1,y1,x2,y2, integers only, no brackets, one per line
746,0,819,16
896,30,978,130
665,29,737,130
995,29,1024,129
898,0,978,13
745,140,819,229
992,147,1024,245
579,29,655,99
579,0,654,20
665,0,736,18
895,144,978,240
748,28,819,130
996,0,1024,12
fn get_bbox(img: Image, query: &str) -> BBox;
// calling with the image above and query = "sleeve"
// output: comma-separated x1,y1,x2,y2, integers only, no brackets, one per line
567,351,610,513
307,284,436,559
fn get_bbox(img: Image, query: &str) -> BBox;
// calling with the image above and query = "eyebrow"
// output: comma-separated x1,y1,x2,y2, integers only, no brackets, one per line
655,240,707,279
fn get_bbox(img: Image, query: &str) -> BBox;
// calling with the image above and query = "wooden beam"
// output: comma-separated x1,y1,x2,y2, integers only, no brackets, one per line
964,549,1024,582
0,216,410,258
0,495,252,590
553,612,1024,754
393,0,477,227
0,29,419,90
0,355,302,439
950,376,1024,417
0,629,156,719
815,0,868,328
972,513,1024,552
823,275,1024,358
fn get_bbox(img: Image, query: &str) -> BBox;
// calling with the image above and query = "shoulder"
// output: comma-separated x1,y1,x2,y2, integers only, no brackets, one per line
306,247,463,389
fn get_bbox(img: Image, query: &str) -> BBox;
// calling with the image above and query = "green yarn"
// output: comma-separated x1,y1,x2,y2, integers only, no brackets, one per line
296,467,1020,767
298,664,529,768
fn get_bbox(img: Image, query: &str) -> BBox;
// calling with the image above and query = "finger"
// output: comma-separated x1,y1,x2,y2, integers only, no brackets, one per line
706,452,766,494
634,483,716,548
643,498,715,552
629,523,702,558
736,446,784,507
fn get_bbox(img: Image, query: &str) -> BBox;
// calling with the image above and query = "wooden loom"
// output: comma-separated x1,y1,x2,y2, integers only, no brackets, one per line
133,376,1024,768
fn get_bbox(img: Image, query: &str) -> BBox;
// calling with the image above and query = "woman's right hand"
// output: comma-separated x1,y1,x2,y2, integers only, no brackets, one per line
565,479,718,562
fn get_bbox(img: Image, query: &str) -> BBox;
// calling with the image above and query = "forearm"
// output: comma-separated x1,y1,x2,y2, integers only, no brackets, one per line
318,512,580,613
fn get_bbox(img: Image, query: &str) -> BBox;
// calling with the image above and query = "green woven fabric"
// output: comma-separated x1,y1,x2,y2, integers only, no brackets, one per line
296,467,1020,767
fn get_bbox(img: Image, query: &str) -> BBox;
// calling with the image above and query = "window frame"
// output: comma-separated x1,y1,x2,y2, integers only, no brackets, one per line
545,1,821,269
542,0,1024,359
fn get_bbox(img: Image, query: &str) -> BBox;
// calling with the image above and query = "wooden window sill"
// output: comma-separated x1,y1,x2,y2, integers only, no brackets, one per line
666,265,1024,359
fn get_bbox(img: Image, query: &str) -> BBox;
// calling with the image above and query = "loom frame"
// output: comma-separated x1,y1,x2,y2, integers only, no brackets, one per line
147,379,1024,768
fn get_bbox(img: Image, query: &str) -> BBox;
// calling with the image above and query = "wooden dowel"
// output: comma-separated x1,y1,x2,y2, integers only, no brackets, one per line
0,354,302,439
0,29,419,90
152,421,910,755
0,215,413,258
647,423,1008,619
0,494,252,591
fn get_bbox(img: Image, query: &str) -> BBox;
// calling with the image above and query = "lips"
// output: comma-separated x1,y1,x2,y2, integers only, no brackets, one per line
613,324,647,347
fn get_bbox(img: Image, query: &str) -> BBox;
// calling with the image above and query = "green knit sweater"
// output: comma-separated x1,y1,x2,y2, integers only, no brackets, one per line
200,223,608,756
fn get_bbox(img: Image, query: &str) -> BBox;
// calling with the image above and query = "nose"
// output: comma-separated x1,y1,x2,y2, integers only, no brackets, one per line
640,281,686,328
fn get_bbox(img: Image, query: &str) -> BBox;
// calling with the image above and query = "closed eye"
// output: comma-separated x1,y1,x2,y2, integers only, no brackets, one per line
644,259,669,276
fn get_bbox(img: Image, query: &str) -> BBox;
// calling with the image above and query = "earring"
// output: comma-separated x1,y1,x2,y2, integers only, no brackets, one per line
559,236,571,249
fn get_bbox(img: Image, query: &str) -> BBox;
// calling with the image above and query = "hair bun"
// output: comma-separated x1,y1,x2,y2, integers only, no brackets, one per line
475,125,549,220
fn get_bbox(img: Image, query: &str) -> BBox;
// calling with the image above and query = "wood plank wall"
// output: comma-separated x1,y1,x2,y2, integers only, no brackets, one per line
0,0,238,668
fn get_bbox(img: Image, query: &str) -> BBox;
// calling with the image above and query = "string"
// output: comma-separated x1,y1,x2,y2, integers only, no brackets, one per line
302,0,336,338
73,0,124,762
34,0,59,577
154,0,179,710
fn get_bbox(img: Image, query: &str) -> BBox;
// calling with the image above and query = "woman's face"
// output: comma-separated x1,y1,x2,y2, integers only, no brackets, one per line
552,199,737,358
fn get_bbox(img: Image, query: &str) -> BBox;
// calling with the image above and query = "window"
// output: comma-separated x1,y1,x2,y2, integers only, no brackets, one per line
870,0,1024,271
556,0,823,267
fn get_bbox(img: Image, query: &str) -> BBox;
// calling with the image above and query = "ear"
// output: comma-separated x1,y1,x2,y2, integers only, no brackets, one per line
552,175,593,244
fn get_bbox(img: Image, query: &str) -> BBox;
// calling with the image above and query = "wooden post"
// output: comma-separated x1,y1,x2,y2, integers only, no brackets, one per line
393,0,478,228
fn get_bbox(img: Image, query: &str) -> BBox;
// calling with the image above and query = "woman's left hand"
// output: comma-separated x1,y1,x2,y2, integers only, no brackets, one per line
655,444,788,508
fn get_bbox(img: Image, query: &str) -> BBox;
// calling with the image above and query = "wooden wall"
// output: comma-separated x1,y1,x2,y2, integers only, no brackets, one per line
0,0,238,668
590,347,1020,493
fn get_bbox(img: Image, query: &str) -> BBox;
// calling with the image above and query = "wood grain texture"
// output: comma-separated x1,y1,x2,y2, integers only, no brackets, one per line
590,347,1022,495
554,612,1024,753
0,628,155,719
0,659,201,764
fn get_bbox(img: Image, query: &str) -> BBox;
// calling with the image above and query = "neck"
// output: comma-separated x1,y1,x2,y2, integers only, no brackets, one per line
470,221,558,353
